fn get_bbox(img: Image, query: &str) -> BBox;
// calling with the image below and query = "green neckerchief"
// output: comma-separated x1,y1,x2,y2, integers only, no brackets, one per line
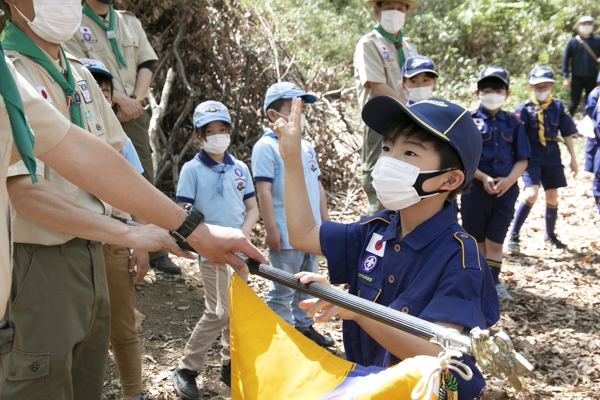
1,21,84,129
374,24,406,67
82,3,127,69
0,42,37,183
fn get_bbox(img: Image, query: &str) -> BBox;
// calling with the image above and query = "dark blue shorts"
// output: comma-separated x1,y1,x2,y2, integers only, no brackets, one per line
522,143,567,190
461,179,520,244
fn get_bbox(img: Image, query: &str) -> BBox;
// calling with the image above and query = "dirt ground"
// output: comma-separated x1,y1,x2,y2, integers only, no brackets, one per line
102,135,600,400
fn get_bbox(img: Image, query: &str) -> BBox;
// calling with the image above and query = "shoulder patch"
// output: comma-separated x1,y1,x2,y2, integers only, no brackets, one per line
453,232,481,270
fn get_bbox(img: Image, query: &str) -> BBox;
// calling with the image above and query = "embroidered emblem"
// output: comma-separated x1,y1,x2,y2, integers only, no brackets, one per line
79,26,93,42
472,118,485,131
311,164,316,172
361,255,378,274
419,99,448,107
484,66,504,76
35,86,52,103
73,91,82,105
206,106,220,113
381,45,389,60
77,80,92,103
307,150,314,159
237,182,245,191
411,57,430,68
234,168,243,177
29,362,40,373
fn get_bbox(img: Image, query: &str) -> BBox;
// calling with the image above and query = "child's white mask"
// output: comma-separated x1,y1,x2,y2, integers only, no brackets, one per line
203,134,230,154
479,93,506,110
372,156,452,210
534,90,552,102
408,86,433,103
380,10,405,34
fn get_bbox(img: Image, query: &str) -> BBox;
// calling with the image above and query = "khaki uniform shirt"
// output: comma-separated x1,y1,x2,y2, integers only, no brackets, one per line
354,29,418,109
64,10,159,96
1,57,70,308
5,48,128,246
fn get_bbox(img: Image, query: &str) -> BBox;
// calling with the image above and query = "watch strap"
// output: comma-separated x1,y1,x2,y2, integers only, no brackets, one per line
170,204,205,244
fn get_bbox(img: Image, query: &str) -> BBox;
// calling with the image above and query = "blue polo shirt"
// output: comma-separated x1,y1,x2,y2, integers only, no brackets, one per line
320,203,500,399
251,128,322,250
122,138,145,175
515,98,578,166
471,106,530,177
176,150,255,230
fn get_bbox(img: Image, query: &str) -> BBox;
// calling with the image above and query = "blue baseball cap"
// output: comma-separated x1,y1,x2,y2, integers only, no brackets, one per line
80,58,113,79
362,96,481,187
193,101,231,129
402,55,438,79
263,82,317,113
478,66,510,88
529,66,556,85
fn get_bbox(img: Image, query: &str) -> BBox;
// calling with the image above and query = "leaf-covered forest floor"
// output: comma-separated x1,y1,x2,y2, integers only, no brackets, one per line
102,135,599,400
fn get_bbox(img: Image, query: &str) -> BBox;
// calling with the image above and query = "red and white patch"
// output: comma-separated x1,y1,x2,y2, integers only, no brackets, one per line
79,26,91,34
366,233,385,257
36,86,52,103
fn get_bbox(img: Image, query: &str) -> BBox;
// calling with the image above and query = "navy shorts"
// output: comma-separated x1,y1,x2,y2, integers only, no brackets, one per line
461,179,520,244
522,143,567,190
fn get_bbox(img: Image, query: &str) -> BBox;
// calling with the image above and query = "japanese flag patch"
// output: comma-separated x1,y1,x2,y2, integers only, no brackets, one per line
366,233,386,257
36,86,52,103
79,26,93,42
472,118,485,131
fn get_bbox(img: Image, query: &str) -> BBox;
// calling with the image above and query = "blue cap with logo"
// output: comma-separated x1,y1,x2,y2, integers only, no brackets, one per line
478,65,510,88
361,96,481,187
402,55,438,79
528,66,556,85
263,82,317,113
193,100,231,129
80,58,113,79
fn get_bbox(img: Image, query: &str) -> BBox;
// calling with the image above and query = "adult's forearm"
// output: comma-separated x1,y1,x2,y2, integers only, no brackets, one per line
367,82,404,103
38,124,187,231
133,68,153,99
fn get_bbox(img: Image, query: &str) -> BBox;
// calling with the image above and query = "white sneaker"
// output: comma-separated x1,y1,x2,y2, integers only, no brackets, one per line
495,282,513,301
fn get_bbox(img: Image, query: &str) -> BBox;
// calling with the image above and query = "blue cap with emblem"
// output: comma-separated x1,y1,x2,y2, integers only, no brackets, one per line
478,65,509,88
193,100,232,129
528,66,556,85
80,58,113,80
402,55,438,79
361,96,482,187
263,82,317,113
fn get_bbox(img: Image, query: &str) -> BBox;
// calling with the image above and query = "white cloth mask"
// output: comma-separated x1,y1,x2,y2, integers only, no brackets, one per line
380,10,405,34
203,134,231,154
273,110,307,128
479,93,506,110
534,90,552,102
14,0,82,44
579,25,594,35
372,156,451,210
408,86,433,102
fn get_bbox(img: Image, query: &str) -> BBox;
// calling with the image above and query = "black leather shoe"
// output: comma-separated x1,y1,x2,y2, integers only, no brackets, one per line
151,255,181,274
172,367,200,400
297,325,335,347
219,363,231,387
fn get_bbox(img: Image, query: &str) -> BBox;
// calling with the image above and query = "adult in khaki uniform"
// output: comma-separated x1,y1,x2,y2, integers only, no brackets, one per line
354,0,419,215
64,0,180,275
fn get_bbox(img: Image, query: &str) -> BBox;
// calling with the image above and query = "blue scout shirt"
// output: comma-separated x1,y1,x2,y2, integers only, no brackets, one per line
122,138,145,175
584,87,600,195
471,106,531,177
176,149,255,229
320,203,500,399
515,98,578,166
251,127,322,250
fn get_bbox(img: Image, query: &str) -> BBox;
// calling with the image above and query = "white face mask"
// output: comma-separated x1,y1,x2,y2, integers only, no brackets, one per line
408,86,433,102
273,110,307,128
15,0,82,44
479,93,506,110
579,25,594,35
371,156,451,210
203,134,230,154
534,90,552,102
380,10,405,34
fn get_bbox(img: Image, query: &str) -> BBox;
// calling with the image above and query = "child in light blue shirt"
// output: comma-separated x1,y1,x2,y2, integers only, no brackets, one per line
172,101,259,398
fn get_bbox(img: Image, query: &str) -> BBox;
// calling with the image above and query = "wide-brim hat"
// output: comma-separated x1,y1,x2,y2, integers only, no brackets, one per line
366,0,420,9
362,96,481,187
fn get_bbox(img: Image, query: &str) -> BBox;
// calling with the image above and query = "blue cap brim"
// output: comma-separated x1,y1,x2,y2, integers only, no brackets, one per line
403,68,438,79
87,66,113,80
194,116,232,129
278,91,317,104
529,77,555,85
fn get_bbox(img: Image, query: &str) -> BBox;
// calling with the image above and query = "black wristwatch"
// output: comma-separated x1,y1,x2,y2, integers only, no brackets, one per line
170,204,205,251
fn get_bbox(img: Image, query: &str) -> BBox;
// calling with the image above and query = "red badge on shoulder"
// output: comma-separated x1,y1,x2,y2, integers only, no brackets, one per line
366,233,386,257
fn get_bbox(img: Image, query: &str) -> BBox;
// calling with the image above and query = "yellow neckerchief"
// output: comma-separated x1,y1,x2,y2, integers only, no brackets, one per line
530,92,553,147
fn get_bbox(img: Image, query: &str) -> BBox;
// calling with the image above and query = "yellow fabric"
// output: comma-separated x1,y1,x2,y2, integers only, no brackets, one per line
229,275,439,400
530,93,553,147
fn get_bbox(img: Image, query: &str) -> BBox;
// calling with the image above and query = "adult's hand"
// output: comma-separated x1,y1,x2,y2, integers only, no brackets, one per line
126,224,193,259
563,78,571,90
113,91,143,122
187,224,267,274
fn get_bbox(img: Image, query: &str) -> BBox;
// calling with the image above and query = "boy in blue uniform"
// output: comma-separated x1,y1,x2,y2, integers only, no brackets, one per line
400,55,438,105
461,67,530,301
273,96,500,399
251,82,333,347
584,84,600,223
506,66,579,252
